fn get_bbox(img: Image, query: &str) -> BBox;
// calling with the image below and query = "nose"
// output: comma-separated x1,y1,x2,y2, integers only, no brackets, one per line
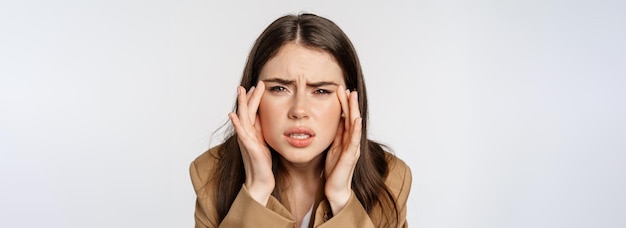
288,93,309,119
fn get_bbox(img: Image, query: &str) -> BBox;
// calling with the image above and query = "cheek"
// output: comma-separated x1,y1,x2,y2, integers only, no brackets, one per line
258,97,286,139
258,98,275,124
329,98,343,117
315,100,342,146
312,99,342,127
258,98,269,121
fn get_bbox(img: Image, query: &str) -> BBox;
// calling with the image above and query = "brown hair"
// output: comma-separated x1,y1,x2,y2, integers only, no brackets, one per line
213,13,399,226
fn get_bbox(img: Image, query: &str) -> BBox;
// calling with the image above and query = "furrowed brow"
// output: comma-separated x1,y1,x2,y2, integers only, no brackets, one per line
262,78,294,85
307,81,339,87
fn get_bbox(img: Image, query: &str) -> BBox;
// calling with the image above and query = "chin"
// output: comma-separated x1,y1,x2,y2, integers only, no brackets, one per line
272,145,327,164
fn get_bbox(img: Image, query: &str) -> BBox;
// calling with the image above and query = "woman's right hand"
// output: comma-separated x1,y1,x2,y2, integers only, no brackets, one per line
228,81,275,205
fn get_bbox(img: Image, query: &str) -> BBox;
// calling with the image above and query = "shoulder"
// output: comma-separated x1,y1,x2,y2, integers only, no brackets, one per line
190,146,226,226
385,152,411,180
189,145,222,194
384,152,412,199
191,145,221,168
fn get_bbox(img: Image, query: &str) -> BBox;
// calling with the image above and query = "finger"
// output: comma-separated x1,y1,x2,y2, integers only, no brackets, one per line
228,112,241,130
332,121,344,149
230,112,252,160
328,121,344,157
236,86,252,126
348,91,361,124
336,86,349,117
330,117,361,179
246,85,256,101
348,117,363,159
254,113,265,143
229,112,249,143
326,122,344,171
247,81,265,123
336,86,350,130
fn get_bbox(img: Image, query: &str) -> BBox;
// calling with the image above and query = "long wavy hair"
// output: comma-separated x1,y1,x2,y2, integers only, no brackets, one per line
213,13,399,226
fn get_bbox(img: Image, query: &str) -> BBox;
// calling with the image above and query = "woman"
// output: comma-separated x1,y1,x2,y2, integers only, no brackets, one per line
190,13,412,228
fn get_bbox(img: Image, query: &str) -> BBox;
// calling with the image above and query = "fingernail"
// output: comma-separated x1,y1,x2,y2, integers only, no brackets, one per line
345,89,350,96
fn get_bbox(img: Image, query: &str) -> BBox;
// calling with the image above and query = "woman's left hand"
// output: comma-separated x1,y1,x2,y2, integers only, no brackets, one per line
324,86,362,215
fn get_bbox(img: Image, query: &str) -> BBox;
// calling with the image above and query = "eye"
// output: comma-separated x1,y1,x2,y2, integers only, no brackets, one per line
269,86,288,93
313,89,331,95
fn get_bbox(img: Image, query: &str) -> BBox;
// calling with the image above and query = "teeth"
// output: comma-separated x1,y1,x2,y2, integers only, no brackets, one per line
289,133,310,139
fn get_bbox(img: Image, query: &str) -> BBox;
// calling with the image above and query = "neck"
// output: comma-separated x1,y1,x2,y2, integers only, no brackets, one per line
278,155,323,228
279,155,324,184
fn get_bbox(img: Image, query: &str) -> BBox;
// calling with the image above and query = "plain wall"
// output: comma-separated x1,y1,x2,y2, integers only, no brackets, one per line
1,0,625,227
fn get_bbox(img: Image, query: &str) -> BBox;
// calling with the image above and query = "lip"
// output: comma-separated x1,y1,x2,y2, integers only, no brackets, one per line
283,127,316,148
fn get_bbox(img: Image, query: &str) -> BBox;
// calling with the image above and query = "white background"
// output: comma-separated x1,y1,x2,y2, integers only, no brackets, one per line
1,0,625,227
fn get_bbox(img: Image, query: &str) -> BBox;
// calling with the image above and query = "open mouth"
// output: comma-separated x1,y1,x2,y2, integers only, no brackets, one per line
288,133,311,139
284,127,315,148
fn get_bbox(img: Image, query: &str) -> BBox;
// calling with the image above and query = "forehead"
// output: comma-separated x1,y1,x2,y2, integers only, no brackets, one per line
259,43,344,84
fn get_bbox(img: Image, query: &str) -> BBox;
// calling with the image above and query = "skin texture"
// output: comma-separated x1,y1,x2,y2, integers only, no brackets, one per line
228,43,362,225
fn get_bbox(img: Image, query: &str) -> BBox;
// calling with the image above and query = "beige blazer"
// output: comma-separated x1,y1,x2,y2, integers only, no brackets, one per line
190,145,412,228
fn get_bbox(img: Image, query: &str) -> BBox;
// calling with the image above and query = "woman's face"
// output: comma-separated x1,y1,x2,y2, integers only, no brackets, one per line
258,43,345,165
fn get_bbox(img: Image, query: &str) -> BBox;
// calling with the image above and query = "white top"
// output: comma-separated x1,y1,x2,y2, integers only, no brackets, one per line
300,205,314,228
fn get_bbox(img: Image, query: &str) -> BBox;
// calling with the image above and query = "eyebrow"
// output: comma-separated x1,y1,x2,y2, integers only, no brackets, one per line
262,77,339,87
